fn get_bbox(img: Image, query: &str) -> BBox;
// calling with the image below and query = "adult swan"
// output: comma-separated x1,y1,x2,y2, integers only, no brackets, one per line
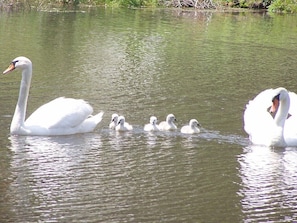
244,87,297,147
3,56,104,136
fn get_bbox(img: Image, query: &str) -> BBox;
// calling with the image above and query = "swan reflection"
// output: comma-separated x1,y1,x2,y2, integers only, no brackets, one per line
238,145,297,222
7,134,102,219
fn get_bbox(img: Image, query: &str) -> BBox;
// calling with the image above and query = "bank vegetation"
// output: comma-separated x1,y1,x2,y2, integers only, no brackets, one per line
0,0,296,13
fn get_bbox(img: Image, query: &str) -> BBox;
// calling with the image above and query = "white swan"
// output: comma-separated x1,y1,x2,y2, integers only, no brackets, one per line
158,114,177,131
181,119,201,134
115,116,133,132
3,56,104,136
109,113,119,129
144,116,160,132
244,87,297,147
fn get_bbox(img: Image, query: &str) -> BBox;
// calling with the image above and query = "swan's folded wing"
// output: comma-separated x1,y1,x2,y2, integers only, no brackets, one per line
243,89,274,136
25,97,93,129
124,122,133,130
288,91,297,116
284,91,297,141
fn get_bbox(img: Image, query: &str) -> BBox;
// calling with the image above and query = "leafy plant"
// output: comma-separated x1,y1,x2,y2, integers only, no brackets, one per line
269,0,297,13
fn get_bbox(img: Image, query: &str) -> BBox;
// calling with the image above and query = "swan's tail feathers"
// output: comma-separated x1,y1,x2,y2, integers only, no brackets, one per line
78,111,104,133
93,111,104,124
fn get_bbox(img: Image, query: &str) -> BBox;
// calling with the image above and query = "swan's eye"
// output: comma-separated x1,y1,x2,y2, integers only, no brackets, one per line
12,60,19,65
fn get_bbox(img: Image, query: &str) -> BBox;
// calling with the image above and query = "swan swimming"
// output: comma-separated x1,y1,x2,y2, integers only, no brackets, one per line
158,114,177,131
180,119,201,134
109,113,119,129
3,56,103,136
115,116,133,132
144,116,160,132
244,87,297,147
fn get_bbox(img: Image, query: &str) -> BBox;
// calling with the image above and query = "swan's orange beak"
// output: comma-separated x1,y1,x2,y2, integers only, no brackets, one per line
270,98,279,113
3,63,15,75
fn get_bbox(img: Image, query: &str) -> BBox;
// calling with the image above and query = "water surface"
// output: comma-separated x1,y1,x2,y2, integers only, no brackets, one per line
0,8,297,222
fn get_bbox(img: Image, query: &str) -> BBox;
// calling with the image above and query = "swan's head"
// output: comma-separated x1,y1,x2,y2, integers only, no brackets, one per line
166,114,176,123
270,88,289,114
111,113,119,123
189,119,201,128
3,56,32,74
117,116,125,126
150,116,158,125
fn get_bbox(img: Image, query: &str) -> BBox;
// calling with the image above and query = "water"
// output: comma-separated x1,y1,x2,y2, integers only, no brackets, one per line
0,8,297,222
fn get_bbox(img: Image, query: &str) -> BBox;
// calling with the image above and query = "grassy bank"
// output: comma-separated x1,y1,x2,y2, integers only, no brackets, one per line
0,0,297,12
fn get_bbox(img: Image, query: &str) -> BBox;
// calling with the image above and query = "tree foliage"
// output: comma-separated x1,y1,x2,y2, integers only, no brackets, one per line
268,0,297,13
0,0,296,12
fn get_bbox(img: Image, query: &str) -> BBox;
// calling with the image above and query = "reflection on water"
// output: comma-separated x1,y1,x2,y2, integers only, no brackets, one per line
3,128,243,222
1,8,297,223
238,146,297,222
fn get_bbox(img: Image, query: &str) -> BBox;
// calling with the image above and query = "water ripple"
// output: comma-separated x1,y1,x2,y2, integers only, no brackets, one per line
238,146,297,222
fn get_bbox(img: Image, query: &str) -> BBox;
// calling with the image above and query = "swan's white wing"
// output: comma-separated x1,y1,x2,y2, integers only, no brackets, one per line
284,116,297,144
116,124,132,131
158,121,170,130
284,91,297,144
158,121,167,130
25,97,93,129
124,122,133,130
144,124,152,131
109,122,116,129
144,124,159,131
288,91,297,116
124,122,132,129
243,89,276,144
181,125,191,134
284,91,297,130
181,125,200,134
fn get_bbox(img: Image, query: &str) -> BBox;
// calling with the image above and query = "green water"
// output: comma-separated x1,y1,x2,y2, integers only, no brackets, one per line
0,8,297,222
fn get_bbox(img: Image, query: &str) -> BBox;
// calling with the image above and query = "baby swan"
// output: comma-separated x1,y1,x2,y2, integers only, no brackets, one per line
115,116,133,132
181,119,201,134
144,116,160,132
158,114,177,131
109,113,119,129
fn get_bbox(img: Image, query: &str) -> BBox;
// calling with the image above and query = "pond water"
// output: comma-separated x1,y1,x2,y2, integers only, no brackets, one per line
0,7,297,222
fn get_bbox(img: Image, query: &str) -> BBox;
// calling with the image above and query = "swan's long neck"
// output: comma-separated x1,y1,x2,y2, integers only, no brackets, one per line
274,93,290,128
11,66,32,133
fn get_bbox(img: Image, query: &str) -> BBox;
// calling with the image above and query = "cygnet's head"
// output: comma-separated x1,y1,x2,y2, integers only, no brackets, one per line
150,116,158,125
166,114,176,123
111,113,119,123
189,119,200,128
117,116,125,126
